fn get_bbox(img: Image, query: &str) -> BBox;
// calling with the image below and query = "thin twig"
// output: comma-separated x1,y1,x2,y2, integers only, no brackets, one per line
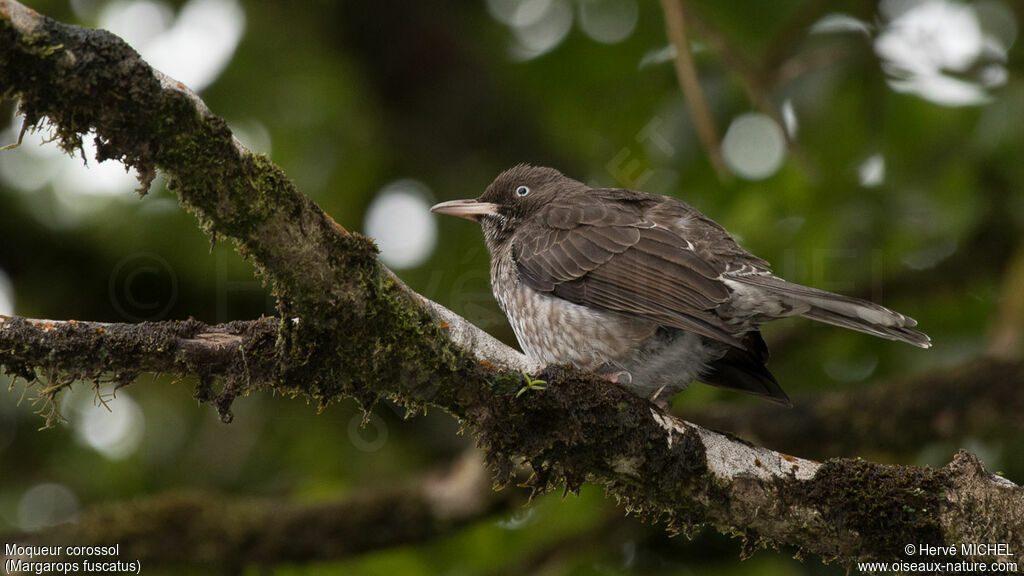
762,0,828,71
679,2,767,110
659,0,728,180
680,1,817,178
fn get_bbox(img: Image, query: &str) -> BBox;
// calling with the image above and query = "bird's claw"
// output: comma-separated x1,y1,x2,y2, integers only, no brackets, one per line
596,370,632,386
647,385,674,410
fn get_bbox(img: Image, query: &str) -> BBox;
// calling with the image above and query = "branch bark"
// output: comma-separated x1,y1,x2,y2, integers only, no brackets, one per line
0,315,277,425
1,1,1022,569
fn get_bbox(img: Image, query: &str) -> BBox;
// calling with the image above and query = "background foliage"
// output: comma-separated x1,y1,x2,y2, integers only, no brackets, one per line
1,0,1022,573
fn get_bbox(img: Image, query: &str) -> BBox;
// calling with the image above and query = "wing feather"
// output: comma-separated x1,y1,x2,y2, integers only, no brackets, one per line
513,197,747,348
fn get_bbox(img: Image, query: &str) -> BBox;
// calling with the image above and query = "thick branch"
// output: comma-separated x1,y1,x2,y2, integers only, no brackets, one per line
1,1,1022,568
4,314,1022,567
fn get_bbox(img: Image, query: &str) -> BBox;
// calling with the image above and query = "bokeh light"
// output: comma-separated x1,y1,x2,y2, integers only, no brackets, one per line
858,154,886,188
781,99,798,139
495,507,536,530
637,45,675,70
0,0,246,215
17,483,79,531
489,0,639,60
809,13,872,36
721,113,787,181
231,120,273,156
875,0,1009,106
0,114,140,201
71,390,146,461
577,0,639,44
99,0,245,92
364,180,438,270
508,0,573,61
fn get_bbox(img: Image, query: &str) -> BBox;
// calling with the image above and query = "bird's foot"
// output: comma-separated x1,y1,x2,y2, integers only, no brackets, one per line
647,385,671,407
648,384,667,402
596,370,632,386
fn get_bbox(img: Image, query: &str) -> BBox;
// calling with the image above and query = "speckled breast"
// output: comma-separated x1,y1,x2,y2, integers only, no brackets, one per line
490,255,723,397
491,257,656,369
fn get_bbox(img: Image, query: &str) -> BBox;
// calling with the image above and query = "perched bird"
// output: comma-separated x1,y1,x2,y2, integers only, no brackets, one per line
431,165,930,406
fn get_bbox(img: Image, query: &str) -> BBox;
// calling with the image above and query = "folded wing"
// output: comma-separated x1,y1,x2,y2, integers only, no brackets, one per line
512,194,746,348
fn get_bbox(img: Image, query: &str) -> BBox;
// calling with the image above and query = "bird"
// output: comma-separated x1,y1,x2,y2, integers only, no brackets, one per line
430,164,930,406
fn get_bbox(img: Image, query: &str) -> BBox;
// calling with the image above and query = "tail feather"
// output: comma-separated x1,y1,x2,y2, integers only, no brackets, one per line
700,332,792,406
731,275,932,349
801,308,931,348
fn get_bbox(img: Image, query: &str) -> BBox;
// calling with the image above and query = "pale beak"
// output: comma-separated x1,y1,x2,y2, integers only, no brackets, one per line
429,199,500,221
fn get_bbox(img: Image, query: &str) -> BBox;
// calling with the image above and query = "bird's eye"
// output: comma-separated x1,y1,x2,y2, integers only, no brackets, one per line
515,185,530,197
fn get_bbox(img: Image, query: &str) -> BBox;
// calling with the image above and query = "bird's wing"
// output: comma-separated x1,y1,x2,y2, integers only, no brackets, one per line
512,194,748,348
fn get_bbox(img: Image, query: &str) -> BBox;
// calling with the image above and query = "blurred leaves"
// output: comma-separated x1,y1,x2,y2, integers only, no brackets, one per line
2,0,1023,574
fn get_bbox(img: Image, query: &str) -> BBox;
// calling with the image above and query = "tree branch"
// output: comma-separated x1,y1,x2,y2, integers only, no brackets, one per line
5,450,518,567
1,1,1022,568
0,315,277,425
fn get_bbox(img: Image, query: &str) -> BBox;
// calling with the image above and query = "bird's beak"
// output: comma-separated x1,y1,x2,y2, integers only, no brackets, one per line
429,199,500,221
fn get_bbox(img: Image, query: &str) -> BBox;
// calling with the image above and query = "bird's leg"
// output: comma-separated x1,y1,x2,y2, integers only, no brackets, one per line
588,362,633,386
595,370,632,385
649,385,667,402
585,362,675,407
647,385,673,410
595,369,671,409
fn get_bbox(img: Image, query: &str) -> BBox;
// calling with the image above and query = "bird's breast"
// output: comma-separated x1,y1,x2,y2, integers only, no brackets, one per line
491,255,657,368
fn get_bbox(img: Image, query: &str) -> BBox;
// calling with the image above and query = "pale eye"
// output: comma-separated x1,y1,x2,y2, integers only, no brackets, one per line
515,185,530,197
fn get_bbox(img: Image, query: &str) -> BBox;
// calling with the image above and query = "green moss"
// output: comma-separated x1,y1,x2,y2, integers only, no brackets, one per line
2,8,738,550
786,457,948,560
0,318,204,426
2,8,496,425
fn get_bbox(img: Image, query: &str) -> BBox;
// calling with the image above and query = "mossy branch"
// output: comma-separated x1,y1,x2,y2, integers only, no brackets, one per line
1,1,1022,569
0,315,277,425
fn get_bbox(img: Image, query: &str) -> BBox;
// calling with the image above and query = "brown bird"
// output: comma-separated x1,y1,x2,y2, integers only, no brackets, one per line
431,165,930,406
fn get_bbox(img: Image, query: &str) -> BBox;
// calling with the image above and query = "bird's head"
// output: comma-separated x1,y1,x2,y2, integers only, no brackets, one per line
430,164,584,250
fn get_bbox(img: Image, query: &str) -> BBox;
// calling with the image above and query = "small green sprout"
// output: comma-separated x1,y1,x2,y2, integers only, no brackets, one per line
515,373,547,398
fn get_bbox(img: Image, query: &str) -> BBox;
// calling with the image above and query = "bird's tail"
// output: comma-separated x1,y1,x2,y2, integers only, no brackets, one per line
732,275,931,348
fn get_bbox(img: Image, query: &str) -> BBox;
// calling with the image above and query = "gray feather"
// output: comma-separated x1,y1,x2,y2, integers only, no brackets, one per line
729,274,931,348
